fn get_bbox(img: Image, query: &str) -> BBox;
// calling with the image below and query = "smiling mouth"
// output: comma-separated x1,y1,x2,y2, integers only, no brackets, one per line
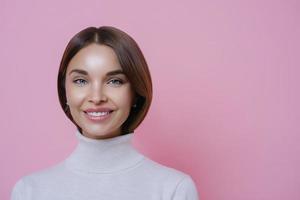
83,111,114,122
85,111,113,117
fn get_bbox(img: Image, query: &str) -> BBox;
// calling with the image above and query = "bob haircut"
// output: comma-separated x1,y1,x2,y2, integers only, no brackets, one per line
57,26,152,135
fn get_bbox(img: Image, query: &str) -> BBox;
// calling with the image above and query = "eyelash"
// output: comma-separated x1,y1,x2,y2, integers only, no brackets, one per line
108,79,124,85
73,78,124,86
73,79,87,86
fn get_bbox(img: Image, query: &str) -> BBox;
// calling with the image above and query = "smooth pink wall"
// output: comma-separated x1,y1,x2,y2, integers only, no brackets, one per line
1,0,299,199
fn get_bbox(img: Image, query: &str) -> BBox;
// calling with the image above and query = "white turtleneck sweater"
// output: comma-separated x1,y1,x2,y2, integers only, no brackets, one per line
11,131,199,200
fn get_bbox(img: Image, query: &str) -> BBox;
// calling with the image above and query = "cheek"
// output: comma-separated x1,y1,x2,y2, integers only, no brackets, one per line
65,84,86,105
111,87,133,109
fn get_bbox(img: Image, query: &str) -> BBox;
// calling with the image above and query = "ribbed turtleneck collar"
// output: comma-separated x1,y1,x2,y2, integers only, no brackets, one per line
65,130,144,174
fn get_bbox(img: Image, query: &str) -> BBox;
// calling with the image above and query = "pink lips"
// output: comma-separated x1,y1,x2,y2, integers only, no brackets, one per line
84,107,114,123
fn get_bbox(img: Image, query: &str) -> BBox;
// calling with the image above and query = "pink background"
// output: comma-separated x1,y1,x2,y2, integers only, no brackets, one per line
1,0,299,199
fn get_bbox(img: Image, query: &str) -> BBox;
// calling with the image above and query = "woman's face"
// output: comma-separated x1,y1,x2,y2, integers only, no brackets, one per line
65,43,134,139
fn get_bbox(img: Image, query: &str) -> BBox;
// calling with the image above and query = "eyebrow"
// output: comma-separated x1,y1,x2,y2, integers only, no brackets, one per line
68,69,125,76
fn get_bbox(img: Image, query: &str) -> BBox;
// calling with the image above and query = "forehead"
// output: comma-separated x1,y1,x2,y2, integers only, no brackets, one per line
66,43,122,75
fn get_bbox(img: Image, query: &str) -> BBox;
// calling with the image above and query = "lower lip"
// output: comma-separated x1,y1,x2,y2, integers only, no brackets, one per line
84,111,113,123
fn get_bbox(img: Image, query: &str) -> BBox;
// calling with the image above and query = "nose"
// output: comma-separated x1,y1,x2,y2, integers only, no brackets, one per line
88,83,107,104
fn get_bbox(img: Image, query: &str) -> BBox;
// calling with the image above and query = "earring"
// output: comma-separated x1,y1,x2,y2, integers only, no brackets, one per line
132,104,137,108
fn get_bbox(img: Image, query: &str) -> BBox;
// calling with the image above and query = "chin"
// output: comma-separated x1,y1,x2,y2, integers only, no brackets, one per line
82,127,121,139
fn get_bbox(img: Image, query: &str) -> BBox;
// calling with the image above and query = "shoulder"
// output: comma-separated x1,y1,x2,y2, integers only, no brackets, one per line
11,162,65,200
11,177,29,200
19,161,65,183
171,174,199,200
138,157,200,199
141,157,188,179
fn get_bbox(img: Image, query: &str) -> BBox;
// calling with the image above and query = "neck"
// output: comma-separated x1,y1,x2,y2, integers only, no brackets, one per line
65,130,144,174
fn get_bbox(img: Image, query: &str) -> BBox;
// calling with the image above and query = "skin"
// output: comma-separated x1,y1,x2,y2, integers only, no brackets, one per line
65,43,134,139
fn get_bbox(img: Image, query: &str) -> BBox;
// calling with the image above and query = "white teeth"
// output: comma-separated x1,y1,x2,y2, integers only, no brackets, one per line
87,112,110,117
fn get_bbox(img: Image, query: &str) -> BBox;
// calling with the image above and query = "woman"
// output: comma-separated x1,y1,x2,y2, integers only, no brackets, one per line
11,26,199,200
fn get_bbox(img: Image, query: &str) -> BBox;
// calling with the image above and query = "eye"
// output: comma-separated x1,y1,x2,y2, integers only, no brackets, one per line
73,79,87,86
107,78,124,86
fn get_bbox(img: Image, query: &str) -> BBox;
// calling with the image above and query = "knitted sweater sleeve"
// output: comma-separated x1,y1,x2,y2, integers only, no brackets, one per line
172,175,199,200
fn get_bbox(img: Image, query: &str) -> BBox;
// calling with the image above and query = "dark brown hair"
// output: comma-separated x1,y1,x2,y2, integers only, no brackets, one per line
57,26,152,134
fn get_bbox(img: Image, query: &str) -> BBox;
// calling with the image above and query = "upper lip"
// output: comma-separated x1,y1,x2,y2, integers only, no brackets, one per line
84,108,113,113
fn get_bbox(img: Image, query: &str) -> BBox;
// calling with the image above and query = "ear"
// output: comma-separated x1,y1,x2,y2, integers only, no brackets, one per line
132,92,142,109
132,97,138,107
131,92,138,106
